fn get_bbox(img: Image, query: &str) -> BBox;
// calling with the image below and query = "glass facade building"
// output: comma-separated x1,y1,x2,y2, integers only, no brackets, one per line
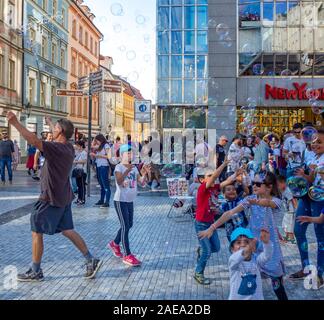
157,0,208,129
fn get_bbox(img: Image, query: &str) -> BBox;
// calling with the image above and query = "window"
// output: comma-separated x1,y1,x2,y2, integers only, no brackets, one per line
51,43,57,64
171,55,182,78
51,86,55,109
158,31,169,54
79,26,83,44
158,7,169,30
171,31,182,53
0,55,3,85
60,48,65,68
83,98,88,117
29,78,36,103
0,1,4,21
7,3,15,27
40,82,46,107
197,6,207,29
95,42,98,57
78,97,82,115
185,6,195,29
184,55,195,78
90,37,93,53
171,6,182,29
29,28,36,43
9,60,15,90
42,36,48,58
71,97,76,116
84,64,88,76
171,80,182,103
71,56,76,75
85,32,88,49
42,0,47,11
52,0,57,16
163,107,183,128
61,8,65,27
78,60,82,76
72,20,77,38
158,55,169,78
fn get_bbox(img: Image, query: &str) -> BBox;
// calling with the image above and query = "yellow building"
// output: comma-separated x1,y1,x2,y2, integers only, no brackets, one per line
121,80,135,135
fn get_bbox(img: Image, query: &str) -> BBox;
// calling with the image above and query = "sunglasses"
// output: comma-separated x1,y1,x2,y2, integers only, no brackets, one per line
252,181,264,187
294,130,301,134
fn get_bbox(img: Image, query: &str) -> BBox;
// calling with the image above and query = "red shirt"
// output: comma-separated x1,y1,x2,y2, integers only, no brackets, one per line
195,182,221,223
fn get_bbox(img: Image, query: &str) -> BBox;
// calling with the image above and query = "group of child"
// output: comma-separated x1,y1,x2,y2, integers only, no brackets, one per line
190,154,324,300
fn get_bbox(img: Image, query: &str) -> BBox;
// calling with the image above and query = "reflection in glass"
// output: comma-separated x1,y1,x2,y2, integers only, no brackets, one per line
273,26,288,51
158,7,169,30
314,54,324,75
197,80,208,103
184,80,195,104
288,54,301,76
158,55,169,78
185,6,195,29
275,1,287,25
171,31,182,53
184,31,195,53
184,55,195,78
262,54,275,76
158,80,169,104
301,28,314,52
197,6,208,29
288,1,300,26
185,109,206,129
239,3,261,24
315,27,324,51
171,6,182,29
288,27,300,51
158,31,169,54
197,31,208,53
300,53,314,75
158,0,169,6
163,108,183,129
171,80,183,103
171,55,183,78
262,27,274,51
274,54,288,75
197,55,207,78
263,2,274,23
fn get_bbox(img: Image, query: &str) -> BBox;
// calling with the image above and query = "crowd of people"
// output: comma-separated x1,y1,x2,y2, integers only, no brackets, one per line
2,109,324,300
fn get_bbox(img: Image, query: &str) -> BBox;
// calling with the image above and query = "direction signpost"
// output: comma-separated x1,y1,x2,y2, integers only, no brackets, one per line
103,79,122,93
56,89,84,97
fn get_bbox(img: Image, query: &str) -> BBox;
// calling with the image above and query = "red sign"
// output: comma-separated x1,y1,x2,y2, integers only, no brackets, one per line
56,89,84,97
265,83,324,100
104,80,122,86
103,87,122,93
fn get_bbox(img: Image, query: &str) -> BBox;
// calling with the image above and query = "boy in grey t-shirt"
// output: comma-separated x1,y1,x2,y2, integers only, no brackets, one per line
228,227,273,300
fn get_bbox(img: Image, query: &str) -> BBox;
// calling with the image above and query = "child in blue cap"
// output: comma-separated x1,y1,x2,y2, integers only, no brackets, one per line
229,227,273,300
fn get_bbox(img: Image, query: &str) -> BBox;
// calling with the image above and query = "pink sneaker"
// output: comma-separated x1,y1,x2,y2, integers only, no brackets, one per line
122,254,142,267
108,241,123,258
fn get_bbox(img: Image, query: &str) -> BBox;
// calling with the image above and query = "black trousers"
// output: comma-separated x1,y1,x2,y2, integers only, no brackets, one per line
76,172,87,202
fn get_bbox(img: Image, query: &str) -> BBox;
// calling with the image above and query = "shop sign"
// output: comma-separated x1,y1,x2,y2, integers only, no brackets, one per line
265,83,324,100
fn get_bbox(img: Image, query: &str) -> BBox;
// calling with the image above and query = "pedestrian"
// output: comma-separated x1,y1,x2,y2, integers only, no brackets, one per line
193,160,228,285
5,112,101,282
253,132,269,174
108,144,148,267
0,130,15,185
90,134,112,208
289,128,324,289
199,172,289,300
72,141,87,205
227,134,244,174
12,139,20,171
215,135,228,181
26,143,37,176
283,123,306,178
228,227,273,300
33,132,53,180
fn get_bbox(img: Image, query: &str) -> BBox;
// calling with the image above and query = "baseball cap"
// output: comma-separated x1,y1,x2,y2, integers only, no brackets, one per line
229,227,254,252
119,144,132,155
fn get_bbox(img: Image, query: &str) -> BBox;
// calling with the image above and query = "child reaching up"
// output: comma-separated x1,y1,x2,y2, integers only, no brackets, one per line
297,210,324,225
199,172,288,300
229,227,273,300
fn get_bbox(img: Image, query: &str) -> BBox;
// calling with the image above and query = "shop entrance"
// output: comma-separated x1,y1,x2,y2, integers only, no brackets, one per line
237,107,322,135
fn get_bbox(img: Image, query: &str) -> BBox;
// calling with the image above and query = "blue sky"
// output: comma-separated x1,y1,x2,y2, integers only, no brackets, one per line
85,0,157,102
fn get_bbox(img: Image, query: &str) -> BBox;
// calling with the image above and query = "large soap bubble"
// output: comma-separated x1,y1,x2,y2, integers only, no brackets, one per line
301,126,318,144
308,186,324,202
287,176,309,198
110,3,124,16
161,163,183,178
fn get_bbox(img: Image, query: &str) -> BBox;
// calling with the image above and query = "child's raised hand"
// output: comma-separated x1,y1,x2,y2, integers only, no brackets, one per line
296,216,313,225
198,228,214,240
248,198,259,205
260,228,270,244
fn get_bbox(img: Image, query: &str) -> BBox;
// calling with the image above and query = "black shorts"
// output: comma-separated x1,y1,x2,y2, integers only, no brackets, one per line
30,201,74,235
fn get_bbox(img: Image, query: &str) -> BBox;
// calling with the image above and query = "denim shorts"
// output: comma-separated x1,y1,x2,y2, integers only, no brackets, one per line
30,201,74,235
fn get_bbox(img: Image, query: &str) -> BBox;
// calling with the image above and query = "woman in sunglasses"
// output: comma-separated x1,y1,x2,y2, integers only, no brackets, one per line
290,128,324,289
199,172,288,300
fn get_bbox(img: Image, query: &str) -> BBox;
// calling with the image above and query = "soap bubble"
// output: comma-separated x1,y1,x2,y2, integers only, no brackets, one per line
241,43,256,56
281,69,292,77
110,3,124,16
219,34,232,47
308,186,324,202
208,78,219,89
247,97,257,109
143,54,151,63
136,15,146,25
127,71,139,83
252,64,264,75
216,23,229,37
224,98,235,106
306,88,320,100
287,176,309,198
311,101,324,115
126,50,136,61
143,34,150,43
208,19,217,28
118,45,126,52
113,24,122,33
301,126,318,144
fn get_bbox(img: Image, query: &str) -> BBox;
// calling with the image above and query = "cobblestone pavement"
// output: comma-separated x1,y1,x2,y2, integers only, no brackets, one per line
0,194,323,300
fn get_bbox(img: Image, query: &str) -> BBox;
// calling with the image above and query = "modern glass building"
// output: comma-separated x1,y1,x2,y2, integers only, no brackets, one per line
157,0,324,140
157,0,208,133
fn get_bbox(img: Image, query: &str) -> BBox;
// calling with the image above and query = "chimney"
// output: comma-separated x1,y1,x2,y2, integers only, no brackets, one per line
100,56,114,71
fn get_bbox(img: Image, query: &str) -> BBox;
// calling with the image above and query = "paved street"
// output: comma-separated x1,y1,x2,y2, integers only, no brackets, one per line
0,171,323,300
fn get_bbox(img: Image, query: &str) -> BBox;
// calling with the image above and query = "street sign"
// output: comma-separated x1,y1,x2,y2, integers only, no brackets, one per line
78,76,89,90
90,71,103,81
104,80,122,87
103,87,122,93
134,100,151,123
56,89,84,97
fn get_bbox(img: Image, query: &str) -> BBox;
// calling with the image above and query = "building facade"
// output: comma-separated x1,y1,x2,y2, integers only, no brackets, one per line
157,0,324,141
0,0,23,144
23,0,69,141
68,0,103,137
